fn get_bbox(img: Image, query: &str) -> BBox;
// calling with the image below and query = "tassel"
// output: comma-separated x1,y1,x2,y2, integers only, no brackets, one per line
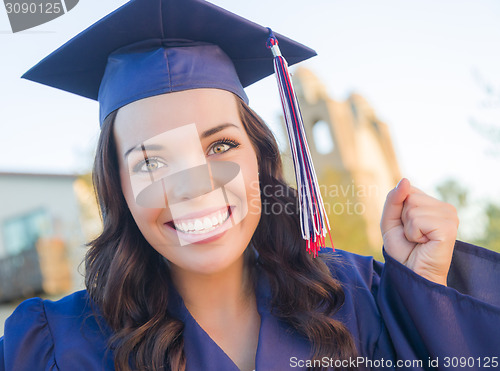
266,28,334,257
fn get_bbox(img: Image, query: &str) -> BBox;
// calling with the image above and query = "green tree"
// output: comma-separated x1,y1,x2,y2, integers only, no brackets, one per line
468,71,500,251
435,178,468,240
436,179,468,209
435,178,500,253
474,203,500,253
470,69,500,156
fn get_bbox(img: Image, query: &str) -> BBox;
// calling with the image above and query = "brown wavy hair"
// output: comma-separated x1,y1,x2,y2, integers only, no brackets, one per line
85,96,358,370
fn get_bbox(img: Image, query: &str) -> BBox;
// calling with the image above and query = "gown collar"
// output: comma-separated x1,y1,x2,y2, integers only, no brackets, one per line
166,262,312,371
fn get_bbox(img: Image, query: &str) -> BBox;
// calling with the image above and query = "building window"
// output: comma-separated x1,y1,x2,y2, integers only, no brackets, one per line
350,101,358,124
371,120,381,135
2,208,52,256
312,120,335,155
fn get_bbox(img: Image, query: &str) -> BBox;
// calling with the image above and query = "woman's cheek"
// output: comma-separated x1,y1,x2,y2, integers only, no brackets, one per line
120,171,162,237
245,178,260,216
248,196,261,219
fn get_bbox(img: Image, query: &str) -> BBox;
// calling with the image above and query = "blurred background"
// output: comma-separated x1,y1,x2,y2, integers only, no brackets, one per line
1,0,499,335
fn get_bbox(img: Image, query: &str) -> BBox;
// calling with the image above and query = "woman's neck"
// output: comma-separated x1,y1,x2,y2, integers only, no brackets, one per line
170,255,255,322
170,255,260,371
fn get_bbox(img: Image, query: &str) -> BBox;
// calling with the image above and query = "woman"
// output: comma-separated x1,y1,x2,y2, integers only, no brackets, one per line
2,0,500,370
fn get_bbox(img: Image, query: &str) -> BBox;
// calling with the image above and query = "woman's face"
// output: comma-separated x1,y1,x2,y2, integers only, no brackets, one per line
114,89,261,275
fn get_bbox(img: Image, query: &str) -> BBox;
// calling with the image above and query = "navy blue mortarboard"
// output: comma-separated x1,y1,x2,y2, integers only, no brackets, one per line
21,0,316,125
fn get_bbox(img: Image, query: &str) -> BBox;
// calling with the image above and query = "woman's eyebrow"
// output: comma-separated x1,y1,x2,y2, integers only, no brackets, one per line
201,123,240,139
124,144,164,159
124,123,239,158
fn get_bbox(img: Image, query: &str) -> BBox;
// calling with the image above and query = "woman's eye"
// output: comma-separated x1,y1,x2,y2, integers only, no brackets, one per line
134,158,167,173
210,143,231,155
207,139,240,156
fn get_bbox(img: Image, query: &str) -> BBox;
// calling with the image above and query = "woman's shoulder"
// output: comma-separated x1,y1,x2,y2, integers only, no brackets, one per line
13,289,89,314
2,290,114,370
6,290,94,333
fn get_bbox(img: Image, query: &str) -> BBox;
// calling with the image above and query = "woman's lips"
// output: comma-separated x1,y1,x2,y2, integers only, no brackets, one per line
164,206,234,244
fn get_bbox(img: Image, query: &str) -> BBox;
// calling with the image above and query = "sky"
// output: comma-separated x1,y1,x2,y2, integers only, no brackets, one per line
1,0,499,238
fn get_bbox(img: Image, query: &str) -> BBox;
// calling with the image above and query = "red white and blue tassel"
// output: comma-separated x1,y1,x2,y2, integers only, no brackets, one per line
266,28,333,257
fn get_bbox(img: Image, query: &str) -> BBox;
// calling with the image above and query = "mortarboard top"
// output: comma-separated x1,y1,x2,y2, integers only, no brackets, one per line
21,0,317,125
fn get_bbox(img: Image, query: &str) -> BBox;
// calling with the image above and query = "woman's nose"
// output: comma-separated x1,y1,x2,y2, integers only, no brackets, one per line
165,164,215,203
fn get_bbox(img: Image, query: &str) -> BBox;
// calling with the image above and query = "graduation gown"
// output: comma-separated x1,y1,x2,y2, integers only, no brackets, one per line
1,240,500,370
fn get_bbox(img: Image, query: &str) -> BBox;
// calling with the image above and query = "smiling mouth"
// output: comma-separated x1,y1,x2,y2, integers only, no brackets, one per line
166,206,232,235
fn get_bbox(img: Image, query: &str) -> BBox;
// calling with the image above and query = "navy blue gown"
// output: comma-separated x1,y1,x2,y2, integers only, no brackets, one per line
1,240,500,370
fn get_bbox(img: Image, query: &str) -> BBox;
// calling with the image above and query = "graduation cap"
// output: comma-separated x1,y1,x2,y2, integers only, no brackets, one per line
22,0,332,256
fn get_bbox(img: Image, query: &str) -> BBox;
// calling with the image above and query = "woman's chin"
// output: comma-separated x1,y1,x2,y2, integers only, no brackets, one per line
154,225,248,275
174,247,246,276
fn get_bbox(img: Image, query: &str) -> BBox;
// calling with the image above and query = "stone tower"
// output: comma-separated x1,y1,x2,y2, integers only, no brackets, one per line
280,68,401,254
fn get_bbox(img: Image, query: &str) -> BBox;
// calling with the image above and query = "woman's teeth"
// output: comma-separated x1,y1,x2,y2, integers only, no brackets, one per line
173,208,230,234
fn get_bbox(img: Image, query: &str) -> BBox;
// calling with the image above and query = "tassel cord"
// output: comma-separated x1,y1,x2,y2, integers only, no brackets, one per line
266,29,333,255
